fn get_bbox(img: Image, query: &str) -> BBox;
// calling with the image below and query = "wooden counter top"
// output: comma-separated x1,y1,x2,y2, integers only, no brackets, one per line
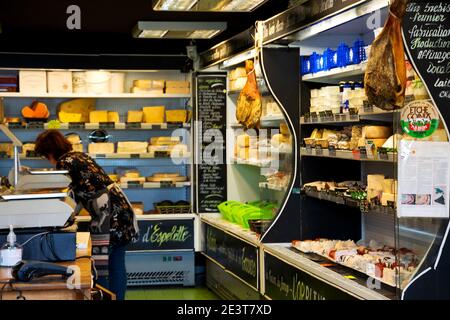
0,232,92,300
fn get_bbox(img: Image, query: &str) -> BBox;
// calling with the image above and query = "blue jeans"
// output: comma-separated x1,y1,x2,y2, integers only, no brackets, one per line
97,244,127,300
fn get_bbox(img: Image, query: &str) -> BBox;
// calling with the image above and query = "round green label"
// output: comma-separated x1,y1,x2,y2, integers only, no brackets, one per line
47,120,61,129
400,100,439,139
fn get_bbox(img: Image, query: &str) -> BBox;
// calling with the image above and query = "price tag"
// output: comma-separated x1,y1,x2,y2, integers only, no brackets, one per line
315,146,323,156
28,122,44,129
69,123,85,130
126,122,141,129
304,113,310,123
358,147,367,159
160,181,175,188
378,148,389,161
305,145,312,154
155,151,171,158
328,146,336,157
127,181,142,189
325,110,333,121
7,122,24,129
310,112,318,122
362,101,373,114
99,122,115,129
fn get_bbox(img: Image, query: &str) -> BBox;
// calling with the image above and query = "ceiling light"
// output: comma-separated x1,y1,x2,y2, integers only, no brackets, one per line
133,21,227,39
153,0,269,12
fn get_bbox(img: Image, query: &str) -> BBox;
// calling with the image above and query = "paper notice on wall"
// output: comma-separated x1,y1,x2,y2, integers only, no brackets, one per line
398,140,450,218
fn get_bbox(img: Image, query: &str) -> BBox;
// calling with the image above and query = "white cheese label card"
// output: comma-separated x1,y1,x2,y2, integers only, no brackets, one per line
398,140,450,218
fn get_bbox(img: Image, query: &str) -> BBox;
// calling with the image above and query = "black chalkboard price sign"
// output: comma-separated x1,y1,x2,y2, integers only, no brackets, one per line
403,1,450,121
195,73,227,213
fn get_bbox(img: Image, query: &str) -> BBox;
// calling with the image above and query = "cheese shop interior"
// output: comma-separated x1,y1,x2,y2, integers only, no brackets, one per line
1,0,450,302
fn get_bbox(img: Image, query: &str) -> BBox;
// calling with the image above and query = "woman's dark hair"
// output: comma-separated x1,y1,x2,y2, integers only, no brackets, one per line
35,130,73,160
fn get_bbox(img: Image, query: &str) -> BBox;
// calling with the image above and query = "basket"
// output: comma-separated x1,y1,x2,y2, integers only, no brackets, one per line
155,204,191,214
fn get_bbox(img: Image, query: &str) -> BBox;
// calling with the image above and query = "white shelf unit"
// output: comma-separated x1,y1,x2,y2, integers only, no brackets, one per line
0,68,193,216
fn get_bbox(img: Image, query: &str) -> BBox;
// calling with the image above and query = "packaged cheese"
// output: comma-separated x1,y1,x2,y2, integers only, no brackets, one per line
58,98,96,123
89,110,108,123
381,193,396,206
165,81,190,88
143,106,165,123
88,142,115,154
150,136,180,146
108,111,120,123
367,174,384,191
382,179,396,194
363,126,392,139
117,141,148,154
127,110,143,123
166,110,188,123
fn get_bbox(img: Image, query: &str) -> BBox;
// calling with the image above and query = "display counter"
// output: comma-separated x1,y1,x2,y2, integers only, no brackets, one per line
0,232,92,300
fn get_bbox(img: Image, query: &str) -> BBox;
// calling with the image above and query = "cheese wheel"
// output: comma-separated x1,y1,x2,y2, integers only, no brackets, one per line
89,111,108,123
363,126,392,139
88,143,115,154
127,110,143,123
108,111,120,123
143,106,165,123
58,98,96,123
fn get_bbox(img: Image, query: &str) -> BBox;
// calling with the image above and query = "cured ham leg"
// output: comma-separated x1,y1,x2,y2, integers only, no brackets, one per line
236,59,262,129
364,0,409,110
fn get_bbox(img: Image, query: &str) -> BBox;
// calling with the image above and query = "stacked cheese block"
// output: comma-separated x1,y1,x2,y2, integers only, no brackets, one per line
131,80,165,94
229,67,247,92
367,174,397,207
165,81,190,95
148,136,188,157
131,80,190,95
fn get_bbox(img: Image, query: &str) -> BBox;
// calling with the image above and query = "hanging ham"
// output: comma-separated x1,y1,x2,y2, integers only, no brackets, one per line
364,0,409,111
236,59,262,129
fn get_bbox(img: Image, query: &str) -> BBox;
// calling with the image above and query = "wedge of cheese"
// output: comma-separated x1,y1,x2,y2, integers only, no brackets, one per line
88,143,115,154
363,126,392,139
58,98,96,123
108,111,120,123
117,141,148,154
127,110,143,123
143,106,165,123
89,110,108,123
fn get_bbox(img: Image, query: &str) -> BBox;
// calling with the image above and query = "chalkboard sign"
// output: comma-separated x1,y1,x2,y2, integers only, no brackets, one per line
403,2,450,122
195,73,227,213
127,218,194,251
205,224,258,289
264,253,355,300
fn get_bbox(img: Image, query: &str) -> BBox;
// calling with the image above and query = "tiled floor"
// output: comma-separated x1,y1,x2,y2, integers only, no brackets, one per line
126,286,220,300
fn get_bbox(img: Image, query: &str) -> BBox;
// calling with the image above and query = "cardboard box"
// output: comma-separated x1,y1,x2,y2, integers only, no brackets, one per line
47,71,73,93
19,70,47,94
